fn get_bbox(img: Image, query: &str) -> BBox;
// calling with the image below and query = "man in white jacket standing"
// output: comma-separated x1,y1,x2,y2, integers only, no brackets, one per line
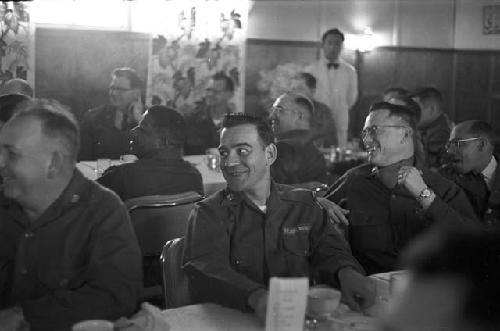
306,28,358,148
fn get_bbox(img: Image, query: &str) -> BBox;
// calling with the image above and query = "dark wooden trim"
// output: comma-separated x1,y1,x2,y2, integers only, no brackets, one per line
246,38,318,48
371,46,500,55
246,39,500,55
451,51,458,121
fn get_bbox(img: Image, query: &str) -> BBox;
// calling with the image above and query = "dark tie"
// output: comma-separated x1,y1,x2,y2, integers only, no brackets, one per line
327,62,339,70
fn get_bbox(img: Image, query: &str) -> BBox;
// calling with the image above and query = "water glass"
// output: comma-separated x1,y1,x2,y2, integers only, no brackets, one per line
205,148,220,172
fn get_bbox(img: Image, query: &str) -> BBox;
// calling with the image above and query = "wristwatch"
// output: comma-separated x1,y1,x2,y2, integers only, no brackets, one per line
417,187,434,203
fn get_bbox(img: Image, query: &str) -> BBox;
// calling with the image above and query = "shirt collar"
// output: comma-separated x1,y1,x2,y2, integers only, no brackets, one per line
371,156,415,189
221,180,279,212
481,155,497,185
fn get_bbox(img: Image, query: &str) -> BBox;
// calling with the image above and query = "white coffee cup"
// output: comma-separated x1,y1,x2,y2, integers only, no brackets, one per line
72,320,114,331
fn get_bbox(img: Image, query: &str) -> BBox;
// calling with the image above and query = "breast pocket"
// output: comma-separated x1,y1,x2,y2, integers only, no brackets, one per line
39,262,86,292
283,232,311,257
348,210,390,251
282,230,312,276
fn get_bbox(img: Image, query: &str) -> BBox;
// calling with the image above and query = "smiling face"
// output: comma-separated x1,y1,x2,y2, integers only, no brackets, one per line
218,124,276,196
362,109,412,167
447,124,487,174
0,116,53,205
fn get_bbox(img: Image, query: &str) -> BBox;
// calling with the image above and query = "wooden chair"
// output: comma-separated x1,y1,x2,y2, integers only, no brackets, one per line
160,237,192,308
125,191,203,305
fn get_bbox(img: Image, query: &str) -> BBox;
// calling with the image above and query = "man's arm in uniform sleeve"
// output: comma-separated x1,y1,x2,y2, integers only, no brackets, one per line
310,206,364,287
325,171,350,203
20,204,142,326
182,204,265,311
425,178,479,224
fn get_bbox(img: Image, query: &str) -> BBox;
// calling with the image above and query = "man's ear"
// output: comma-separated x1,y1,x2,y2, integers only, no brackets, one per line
265,143,278,166
47,151,64,179
477,138,486,151
401,128,413,144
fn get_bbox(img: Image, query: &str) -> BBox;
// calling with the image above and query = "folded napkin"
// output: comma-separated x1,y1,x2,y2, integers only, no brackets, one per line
114,302,170,331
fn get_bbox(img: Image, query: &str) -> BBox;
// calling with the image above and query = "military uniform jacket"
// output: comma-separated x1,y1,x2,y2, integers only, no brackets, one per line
182,182,364,311
0,170,142,331
440,156,500,226
326,163,478,275
79,104,136,161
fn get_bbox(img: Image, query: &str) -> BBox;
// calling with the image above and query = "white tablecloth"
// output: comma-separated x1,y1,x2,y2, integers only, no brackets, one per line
157,303,379,331
161,303,262,331
77,155,226,196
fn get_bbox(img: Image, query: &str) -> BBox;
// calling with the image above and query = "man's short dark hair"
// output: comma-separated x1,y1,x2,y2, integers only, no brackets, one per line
13,99,80,162
383,86,409,99
369,101,417,132
146,105,186,146
388,96,422,123
212,71,235,93
321,28,345,43
411,87,443,107
464,120,497,147
298,72,317,90
112,67,143,90
222,113,275,147
402,224,500,330
0,94,31,123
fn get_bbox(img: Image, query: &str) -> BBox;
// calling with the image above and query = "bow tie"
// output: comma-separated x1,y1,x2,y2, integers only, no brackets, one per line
327,62,339,70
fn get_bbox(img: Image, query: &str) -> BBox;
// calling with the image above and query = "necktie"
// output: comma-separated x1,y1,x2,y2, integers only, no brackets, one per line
481,173,491,191
327,62,339,70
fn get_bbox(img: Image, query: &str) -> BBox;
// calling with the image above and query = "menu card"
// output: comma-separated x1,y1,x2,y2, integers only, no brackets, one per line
265,277,309,331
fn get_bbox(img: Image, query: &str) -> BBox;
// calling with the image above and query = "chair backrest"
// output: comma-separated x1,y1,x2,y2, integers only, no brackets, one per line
125,191,204,257
161,237,191,308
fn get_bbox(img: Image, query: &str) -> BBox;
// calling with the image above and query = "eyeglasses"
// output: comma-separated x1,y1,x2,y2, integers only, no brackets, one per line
445,137,482,151
361,125,409,140
109,86,132,93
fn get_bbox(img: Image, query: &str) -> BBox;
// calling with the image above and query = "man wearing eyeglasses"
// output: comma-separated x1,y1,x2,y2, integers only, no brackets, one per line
79,67,144,161
323,102,477,274
269,92,327,185
184,72,235,155
440,120,499,226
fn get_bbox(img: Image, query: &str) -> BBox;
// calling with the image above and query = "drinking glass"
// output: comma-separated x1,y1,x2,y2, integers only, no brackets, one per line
205,148,220,172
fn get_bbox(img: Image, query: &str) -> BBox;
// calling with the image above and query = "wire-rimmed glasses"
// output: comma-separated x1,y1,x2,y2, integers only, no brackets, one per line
445,137,482,152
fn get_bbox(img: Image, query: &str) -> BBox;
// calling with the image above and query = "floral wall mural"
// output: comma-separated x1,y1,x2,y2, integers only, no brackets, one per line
0,1,30,83
144,0,248,114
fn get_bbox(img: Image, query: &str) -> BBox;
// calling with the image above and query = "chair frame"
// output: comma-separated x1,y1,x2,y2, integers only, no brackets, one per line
125,191,203,306
125,191,204,212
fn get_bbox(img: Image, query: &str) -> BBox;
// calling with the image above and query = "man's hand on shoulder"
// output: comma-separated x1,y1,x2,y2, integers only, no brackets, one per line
316,197,349,226
338,267,376,313
248,288,268,325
